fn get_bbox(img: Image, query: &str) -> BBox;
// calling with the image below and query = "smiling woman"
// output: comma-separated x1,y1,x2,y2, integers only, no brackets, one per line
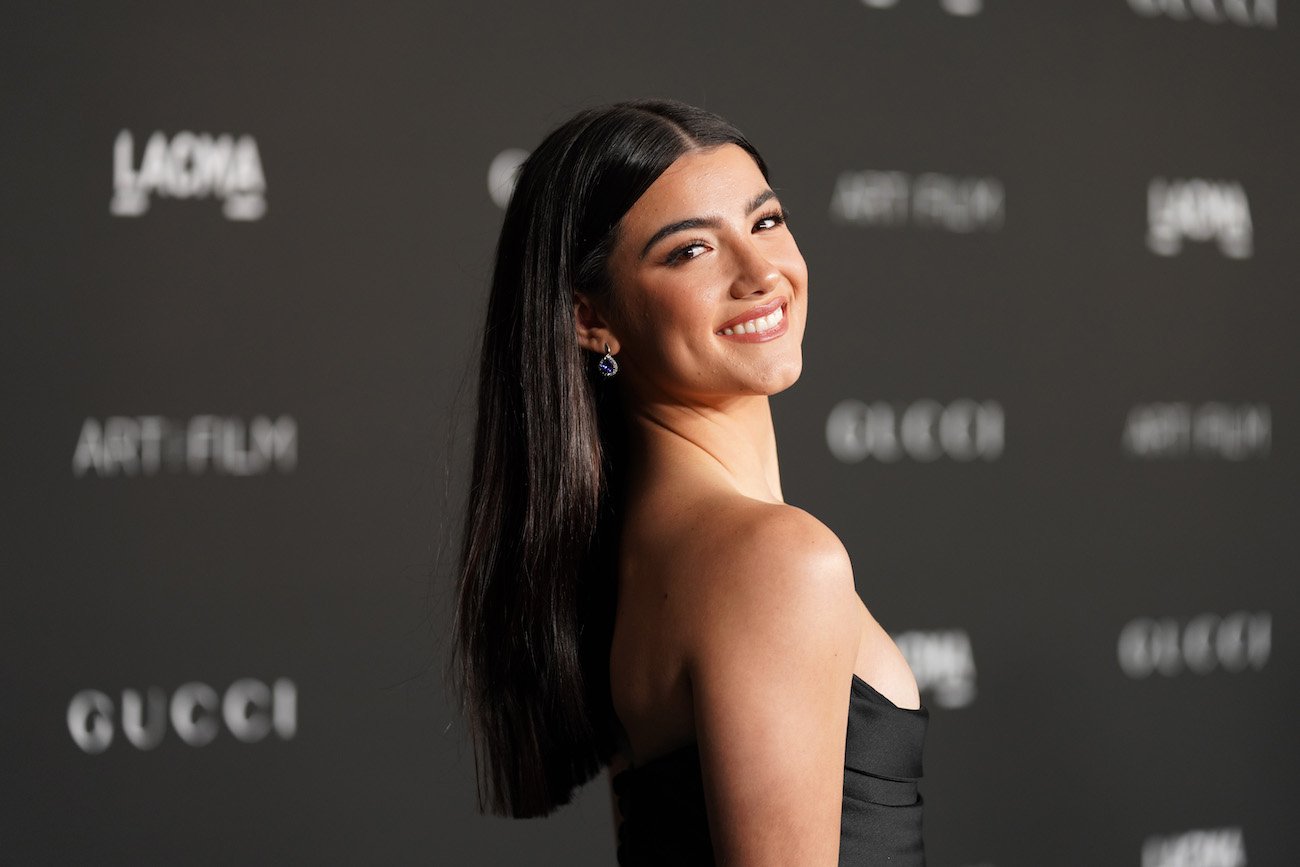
449,98,928,866
581,141,807,401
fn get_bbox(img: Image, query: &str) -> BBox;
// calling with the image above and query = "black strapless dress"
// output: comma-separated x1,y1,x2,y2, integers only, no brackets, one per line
610,673,929,866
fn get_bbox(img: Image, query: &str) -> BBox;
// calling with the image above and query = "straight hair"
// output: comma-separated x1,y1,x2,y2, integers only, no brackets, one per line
450,98,770,817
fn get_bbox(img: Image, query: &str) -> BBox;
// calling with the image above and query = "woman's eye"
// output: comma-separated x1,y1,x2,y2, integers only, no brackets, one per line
667,242,707,264
754,209,787,231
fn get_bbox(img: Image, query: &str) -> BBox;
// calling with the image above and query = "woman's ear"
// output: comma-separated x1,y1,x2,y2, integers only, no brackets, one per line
573,292,620,355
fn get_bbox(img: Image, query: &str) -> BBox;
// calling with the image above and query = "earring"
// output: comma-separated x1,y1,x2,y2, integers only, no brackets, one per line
597,342,619,377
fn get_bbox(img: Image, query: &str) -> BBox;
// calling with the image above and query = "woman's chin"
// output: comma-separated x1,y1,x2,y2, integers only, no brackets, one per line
745,355,804,396
768,363,804,395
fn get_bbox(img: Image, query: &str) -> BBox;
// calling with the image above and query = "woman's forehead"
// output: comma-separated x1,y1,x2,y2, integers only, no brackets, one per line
633,144,764,214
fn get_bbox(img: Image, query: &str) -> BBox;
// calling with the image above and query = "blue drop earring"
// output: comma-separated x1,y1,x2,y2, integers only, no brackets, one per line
597,342,619,378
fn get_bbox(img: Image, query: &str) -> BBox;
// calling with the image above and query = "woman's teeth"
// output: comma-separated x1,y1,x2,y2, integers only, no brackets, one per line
721,304,784,336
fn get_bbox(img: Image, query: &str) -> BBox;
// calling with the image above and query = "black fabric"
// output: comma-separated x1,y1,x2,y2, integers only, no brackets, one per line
611,673,929,866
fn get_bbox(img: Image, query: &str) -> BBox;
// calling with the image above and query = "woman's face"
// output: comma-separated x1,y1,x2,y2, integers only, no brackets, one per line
590,142,808,403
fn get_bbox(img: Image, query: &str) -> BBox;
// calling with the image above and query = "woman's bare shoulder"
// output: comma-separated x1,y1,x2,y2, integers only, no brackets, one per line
667,496,854,605
647,495,859,679
623,490,859,685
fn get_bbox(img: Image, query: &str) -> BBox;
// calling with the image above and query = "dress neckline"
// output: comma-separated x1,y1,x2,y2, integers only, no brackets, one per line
850,672,926,714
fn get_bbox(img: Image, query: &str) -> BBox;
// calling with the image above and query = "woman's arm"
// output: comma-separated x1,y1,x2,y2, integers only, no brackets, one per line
685,505,860,866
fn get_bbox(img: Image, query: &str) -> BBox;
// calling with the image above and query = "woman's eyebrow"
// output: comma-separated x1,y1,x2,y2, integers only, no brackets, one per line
638,188,777,260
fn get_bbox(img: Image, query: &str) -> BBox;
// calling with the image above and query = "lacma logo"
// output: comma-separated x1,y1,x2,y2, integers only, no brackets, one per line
72,415,297,477
893,629,977,709
111,130,266,220
1147,178,1252,258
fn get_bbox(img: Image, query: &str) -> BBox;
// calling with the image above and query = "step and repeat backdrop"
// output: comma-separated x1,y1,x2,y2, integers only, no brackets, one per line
3,2,1296,865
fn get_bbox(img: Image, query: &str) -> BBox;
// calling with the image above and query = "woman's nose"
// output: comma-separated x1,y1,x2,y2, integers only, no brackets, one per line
729,240,782,298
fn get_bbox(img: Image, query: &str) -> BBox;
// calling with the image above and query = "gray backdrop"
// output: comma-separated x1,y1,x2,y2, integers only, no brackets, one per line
3,2,1297,865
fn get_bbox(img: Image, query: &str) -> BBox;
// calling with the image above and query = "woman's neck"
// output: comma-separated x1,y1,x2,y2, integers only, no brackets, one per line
624,393,784,504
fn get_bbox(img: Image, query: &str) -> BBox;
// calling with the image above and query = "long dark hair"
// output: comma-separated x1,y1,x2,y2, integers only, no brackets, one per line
450,98,769,818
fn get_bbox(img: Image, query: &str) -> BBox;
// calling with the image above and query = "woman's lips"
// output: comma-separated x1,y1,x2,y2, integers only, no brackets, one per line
716,300,788,343
716,297,785,332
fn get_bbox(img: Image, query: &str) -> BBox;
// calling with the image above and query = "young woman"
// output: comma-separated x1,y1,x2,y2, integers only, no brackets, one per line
451,98,928,865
